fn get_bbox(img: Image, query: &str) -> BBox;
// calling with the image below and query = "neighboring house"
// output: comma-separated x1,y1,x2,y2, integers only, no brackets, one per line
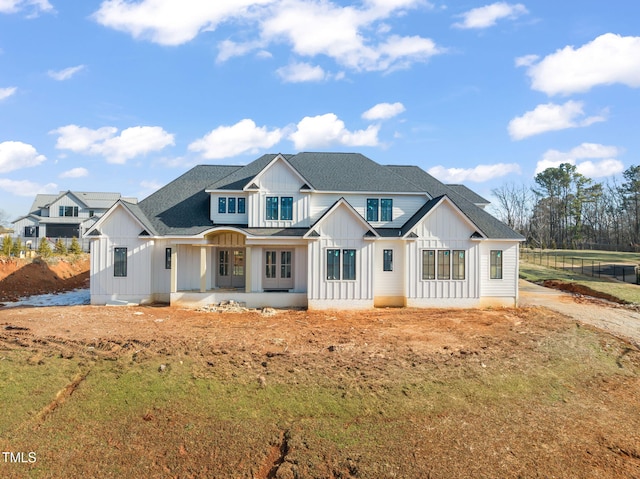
13,191,137,251
0,225,14,238
85,153,524,309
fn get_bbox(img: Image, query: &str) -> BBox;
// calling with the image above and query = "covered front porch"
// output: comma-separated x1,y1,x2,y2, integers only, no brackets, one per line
167,229,308,308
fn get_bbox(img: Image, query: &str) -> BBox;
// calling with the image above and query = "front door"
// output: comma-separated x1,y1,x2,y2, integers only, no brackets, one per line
263,249,294,290
217,248,245,289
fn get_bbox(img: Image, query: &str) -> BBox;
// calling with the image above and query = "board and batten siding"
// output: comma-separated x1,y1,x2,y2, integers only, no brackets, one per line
210,194,248,225
405,200,480,307
249,159,310,228
309,193,426,229
89,206,153,304
478,241,519,306
307,204,374,309
373,240,405,307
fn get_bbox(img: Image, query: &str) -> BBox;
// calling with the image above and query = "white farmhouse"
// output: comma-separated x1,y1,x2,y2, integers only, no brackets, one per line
85,153,523,309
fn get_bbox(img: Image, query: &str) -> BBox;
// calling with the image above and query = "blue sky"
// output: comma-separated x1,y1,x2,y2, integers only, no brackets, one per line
1,1,640,220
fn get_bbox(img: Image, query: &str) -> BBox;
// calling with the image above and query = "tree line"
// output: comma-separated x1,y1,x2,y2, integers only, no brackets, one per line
492,163,640,251
1,236,83,258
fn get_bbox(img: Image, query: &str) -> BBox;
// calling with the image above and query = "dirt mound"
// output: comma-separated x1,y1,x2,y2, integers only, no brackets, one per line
542,279,627,304
0,255,89,302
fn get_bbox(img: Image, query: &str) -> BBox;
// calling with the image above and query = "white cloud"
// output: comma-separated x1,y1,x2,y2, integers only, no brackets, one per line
0,141,46,173
289,113,380,150
362,102,405,120
59,167,89,178
0,0,52,15
93,0,273,46
276,62,326,83
52,124,175,164
95,0,442,73
535,143,624,178
48,65,85,81
508,101,606,140
188,119,283,159
514,54,538,67
525,33,640,96
0,178,57,196
428,163,521,183
262,3,442,72
453,2,527,29
0,86,17,100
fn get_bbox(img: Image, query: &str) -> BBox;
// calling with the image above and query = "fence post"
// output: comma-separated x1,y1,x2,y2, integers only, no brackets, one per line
581,258,584,275
623,266,626,283
598,262,601,278
592,260,594,277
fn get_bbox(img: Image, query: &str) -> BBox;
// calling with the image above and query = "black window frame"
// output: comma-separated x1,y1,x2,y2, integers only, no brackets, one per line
326,249,341,280
218,197,226,214
165,248,172,270
228,197,236,214
114,247,128,277
280,197,293,221
342,249,356,280
366,198,379,222
383,249,393,272
490,250,503,279
381,199,393,222
452,250,465,280
422,250,436,280
237,197,246,214
266,197,279,220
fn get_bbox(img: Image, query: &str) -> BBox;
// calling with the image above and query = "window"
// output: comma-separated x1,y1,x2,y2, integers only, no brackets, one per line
265,251,277,278
24,226,39,238
422,250,435,280
218,197,246,214
342,249,356,280
228,197,236,214
437,250,450,280
280,197,293,221
327,249,341,280
218,197,226,214
381,199,393,221
114,247,127,277
238,198,246,214
383,249,393,271
452,250,465,280
266,197,278,220
165,248,171,269
89,210,95,217
366,199,379,222
59,206,78,217
490,250,503,279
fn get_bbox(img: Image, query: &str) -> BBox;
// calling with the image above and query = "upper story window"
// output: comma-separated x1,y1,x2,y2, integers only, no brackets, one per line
59,206,78,217
366,198,392,222
266,196,293,221
266,197,278,220
218,197,245,214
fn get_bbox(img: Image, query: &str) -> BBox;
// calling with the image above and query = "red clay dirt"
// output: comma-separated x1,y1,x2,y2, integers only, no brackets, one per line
0,255,89,302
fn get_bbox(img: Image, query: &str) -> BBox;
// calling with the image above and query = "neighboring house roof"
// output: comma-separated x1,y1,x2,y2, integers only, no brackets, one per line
387,166,524,240
446,184,490,206
24,191,137,217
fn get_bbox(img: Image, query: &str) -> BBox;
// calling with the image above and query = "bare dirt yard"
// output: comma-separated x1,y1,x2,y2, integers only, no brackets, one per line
0,258,639,478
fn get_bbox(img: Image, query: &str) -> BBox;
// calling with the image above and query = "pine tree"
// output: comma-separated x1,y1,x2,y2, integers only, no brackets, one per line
38,238,53,258
11,237,23,257
54,238,68,255
1,235,12,256
69,236,83,255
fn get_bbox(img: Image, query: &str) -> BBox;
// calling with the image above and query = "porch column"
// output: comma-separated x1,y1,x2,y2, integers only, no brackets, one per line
245,246,252,293
170,247,178,293
200,246,207,293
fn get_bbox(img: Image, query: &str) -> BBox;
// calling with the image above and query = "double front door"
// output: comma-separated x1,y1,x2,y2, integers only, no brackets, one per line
217,248,245,289
263,249,294,290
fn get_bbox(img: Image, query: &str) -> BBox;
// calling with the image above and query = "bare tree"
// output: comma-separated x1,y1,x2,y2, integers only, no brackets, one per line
490,182,533,237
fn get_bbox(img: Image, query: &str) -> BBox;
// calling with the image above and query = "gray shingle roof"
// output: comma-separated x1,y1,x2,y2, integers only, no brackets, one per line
288,152,424,192
387,166,523,240
137,165,241,236
446,184,489,205
206,154,291,190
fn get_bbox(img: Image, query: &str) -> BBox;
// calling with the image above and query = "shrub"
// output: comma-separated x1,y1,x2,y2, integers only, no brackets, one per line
54,239,68,255
69,237,83,255
38,238,53,258
1,236,12,256
11,237,23,257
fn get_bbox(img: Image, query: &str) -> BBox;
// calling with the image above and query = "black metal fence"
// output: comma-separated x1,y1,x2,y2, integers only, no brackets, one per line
520,250,640,285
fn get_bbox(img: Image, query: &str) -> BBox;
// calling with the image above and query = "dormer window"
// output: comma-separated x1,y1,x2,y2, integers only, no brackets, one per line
218,197,245,215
